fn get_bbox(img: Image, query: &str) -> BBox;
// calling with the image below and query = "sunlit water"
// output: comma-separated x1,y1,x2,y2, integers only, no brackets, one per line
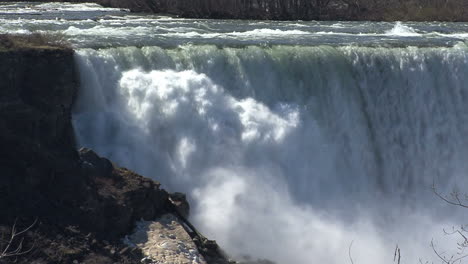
3,2,468,264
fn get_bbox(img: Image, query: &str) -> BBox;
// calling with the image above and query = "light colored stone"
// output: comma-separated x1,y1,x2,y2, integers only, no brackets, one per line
124,214,207,264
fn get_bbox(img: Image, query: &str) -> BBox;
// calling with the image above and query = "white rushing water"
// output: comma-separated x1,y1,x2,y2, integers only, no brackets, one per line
3,2,468,263
72,44,468,264
2,2,468,48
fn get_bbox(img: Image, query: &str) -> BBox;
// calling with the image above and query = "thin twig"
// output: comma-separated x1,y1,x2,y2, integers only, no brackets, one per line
0,218,37,259
394,245,401,264
349,240,354,264
432,184,468,209
431,239,468,264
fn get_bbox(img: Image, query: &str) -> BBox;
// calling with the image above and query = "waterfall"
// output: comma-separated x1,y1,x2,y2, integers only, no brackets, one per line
72,44,468,264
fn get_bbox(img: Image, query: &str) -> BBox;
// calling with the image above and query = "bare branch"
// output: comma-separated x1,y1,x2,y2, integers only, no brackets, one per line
432,184,468,209
0,218,37,260
431,239,468,264
394,245,401,264
349,240,354,264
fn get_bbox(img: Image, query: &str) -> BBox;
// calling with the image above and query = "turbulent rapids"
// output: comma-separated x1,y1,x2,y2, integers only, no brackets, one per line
3,2,468,264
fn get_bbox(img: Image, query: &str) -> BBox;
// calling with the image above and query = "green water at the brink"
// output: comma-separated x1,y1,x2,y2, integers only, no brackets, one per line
1,1,468,48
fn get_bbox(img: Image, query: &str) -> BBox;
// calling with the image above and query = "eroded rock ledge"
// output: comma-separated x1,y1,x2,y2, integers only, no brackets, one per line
0,38,230,264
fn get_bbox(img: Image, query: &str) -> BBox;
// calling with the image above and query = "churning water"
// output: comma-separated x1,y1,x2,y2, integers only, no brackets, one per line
3,2,468,263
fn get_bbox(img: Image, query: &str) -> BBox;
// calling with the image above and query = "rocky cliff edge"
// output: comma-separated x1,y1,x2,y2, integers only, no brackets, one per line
0,34,231,264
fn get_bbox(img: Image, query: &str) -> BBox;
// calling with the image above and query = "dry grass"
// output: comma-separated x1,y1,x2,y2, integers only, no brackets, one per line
0,33,71,51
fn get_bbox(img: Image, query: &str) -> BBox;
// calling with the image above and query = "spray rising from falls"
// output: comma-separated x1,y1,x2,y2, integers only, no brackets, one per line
73,44,468,264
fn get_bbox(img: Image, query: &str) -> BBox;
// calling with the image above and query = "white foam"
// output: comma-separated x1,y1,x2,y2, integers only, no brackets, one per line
35,2,125,12
63,25,150,36
435,32,468,39
229,28,310,36
385,22,421,37
162,28,310,39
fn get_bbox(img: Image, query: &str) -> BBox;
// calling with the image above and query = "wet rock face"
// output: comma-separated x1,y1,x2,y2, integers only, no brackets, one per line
0,48,77,143
169,192,191,219
0,47,82,217
79,147,114,177
79,148,171,239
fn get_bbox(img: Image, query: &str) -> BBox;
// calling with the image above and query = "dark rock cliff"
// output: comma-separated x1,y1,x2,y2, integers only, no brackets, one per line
0,41,230,263
0,43,152,263
0,47,82,217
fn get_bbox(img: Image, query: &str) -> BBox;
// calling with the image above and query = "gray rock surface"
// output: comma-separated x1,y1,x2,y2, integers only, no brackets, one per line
125,214,208,264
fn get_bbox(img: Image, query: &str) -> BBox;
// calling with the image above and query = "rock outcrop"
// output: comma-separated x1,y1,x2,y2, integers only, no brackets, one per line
0,40,81,219
125,214,207,264
0,36,230,264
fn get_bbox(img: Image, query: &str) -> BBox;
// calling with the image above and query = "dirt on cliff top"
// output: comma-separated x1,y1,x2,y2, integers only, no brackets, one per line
0,33,70,51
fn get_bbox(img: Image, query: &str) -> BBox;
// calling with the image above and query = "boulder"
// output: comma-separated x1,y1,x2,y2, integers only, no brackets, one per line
169,192,190,219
